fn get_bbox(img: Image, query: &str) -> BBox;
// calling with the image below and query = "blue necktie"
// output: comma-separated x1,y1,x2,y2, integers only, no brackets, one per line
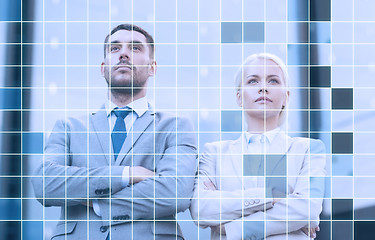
111,107,131,160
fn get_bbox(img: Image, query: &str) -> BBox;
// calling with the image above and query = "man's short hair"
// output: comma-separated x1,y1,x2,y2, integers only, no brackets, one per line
104,24,155,59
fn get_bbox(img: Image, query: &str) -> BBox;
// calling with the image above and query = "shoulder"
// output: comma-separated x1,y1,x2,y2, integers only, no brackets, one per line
153,111,195,131
203,138,240,154
52,113,92,132
290,136,326,154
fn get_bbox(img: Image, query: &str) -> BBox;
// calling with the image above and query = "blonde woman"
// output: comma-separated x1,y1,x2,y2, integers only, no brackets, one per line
190,53,326,239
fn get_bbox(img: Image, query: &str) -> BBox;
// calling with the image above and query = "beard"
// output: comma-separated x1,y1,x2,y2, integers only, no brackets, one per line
104,60,149,96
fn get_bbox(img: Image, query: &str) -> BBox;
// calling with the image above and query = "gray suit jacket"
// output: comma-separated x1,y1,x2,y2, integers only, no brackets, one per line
32,104,197,240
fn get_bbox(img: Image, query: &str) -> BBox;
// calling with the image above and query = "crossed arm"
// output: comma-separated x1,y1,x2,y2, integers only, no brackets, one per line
32,118,198,223
190,140,326,239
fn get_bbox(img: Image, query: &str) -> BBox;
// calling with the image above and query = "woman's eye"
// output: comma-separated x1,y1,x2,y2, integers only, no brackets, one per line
248,79,258,84
269,78,279,84
110,46,119,52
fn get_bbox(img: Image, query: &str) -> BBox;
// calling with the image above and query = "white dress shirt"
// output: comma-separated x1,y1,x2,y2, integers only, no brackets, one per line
93,96,149,216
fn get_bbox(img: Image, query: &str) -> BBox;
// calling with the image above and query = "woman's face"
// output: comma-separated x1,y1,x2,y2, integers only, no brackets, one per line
237,58,289,121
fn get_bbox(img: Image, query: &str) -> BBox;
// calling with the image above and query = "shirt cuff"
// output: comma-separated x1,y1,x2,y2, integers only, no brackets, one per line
121,166,130,187
92,200,101,217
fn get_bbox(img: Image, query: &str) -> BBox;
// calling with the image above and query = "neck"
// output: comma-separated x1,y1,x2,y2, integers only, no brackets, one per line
245,115,279,133
108,89,146,107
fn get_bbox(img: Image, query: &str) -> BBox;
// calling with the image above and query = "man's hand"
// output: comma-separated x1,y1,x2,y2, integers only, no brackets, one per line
129,166,155,184
211,224,226,235
272,198,282,205
302,226,320,239
203,180,217,191
81,201,93,207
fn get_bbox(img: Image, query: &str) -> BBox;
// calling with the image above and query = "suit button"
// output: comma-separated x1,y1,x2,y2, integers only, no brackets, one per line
124,215,130,220
103,188,110,194
95,189,102,195
244,200,250,206
112,216,118,220
100,226,108,232
255,199,260,204
249,200,255,205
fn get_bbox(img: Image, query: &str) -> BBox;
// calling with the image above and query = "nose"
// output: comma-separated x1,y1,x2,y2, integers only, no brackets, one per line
258,87,269,94
119,47,130,61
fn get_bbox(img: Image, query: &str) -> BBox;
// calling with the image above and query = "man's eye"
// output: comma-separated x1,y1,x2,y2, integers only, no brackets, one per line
132,46,140,51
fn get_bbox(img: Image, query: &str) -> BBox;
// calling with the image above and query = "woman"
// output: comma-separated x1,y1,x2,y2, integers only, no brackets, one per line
190,53,326,239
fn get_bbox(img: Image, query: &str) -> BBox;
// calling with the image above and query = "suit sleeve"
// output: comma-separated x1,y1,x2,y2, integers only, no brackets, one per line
31,119,125,207
225,139,327,240
97,116,198,224
190,142,273,228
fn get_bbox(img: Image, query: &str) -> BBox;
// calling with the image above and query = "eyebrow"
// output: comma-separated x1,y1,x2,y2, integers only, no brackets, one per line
267,75,280,78
109,40,145,46
246,74,260,78
246,74,280,78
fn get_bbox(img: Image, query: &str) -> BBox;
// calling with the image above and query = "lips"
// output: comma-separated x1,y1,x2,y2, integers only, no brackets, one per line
255,96,272,103
116,64,132,71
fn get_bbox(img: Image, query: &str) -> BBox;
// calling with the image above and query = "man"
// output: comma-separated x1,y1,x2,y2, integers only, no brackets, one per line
32,24,197,240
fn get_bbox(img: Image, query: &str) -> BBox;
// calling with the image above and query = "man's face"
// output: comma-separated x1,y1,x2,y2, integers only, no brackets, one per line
237,59,289,120
101,30,156,94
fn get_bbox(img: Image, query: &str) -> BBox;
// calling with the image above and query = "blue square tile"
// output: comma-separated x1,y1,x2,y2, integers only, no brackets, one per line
22,221,43,240
333,221,352,239
0,89,21,109
288,0,308,21
221,22,242,43
310,66,331,87
332,199,353,220
332,132,353,154
288,44,308,65
310,177,326,198
332,155,353,176
243,22,264,43
310,110,331,131
0,0,21,21
332,88,353,110
22,132,44,154
355,221,375,240
310,0,331,21
310,22,331,43
221,110,242,132
0,199,21,220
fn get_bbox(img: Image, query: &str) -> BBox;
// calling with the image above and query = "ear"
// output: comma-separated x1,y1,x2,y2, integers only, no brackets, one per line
100,62,105,77
236,90,242,107
148,60,157,77
282,90,290,108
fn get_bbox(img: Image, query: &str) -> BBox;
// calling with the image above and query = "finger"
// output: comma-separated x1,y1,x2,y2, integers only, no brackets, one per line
316,226,320,232
204,180,216,190
301,228,309,236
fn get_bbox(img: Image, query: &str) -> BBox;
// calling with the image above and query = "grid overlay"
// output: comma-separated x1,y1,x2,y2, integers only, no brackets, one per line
0,0,375,239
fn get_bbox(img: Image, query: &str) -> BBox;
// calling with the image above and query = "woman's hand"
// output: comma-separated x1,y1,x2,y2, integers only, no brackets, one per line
211,224,226,235
302,226,320,238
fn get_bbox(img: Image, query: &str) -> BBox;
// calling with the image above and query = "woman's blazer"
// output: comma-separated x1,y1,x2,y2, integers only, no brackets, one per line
190,131,326,240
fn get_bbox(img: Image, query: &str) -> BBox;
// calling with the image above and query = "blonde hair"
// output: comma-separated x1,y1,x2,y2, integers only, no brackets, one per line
235,53,289,126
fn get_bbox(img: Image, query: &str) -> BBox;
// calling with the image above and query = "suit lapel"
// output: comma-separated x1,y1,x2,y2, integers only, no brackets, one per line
90,105,112,165
266,131,292,176
114,110,155,166
228,135,245,182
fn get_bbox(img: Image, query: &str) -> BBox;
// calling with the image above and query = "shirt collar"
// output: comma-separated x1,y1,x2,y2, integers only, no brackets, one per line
244,127,280,145
105,96,149,118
